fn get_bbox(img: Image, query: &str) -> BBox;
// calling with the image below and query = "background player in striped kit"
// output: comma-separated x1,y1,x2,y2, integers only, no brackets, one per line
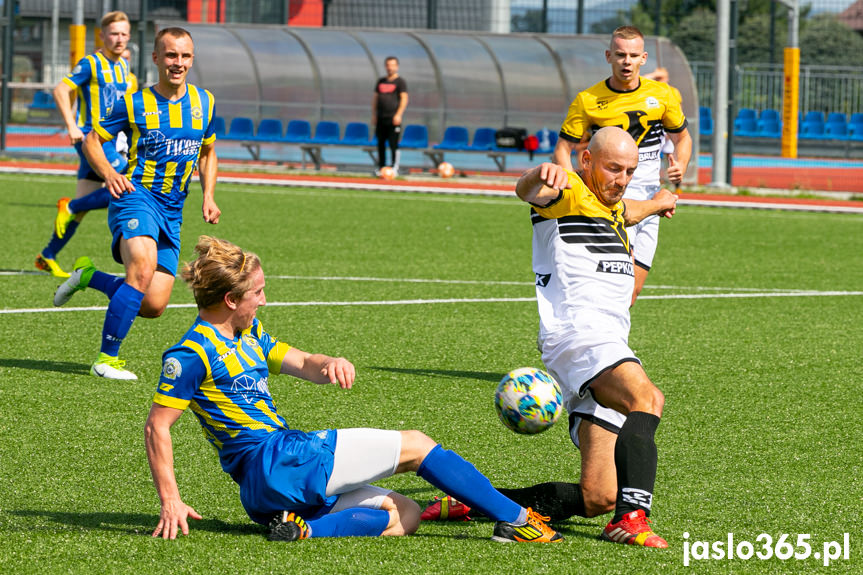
36,11,132,278
53,27,220,380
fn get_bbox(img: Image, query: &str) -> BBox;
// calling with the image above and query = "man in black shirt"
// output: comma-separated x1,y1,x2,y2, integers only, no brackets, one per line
372,56,409,175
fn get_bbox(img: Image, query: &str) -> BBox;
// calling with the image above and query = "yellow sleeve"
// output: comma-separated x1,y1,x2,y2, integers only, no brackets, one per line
533,171,589,219
559,93,589,142
662,84,687,132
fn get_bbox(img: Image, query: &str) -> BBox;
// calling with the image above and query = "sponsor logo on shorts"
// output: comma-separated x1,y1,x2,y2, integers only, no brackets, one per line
596,260,634,276
162,357,182,380
127,218,139,230
535,273,551,287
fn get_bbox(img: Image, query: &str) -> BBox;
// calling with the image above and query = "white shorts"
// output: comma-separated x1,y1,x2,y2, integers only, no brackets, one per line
325,428,401,512
625,184,661,270
540,330,638,449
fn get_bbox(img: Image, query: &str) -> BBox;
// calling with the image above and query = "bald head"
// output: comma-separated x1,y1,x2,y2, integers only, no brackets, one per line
582,127,638,206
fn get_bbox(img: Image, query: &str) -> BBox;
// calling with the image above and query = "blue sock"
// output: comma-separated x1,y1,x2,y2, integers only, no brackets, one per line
416,445,522,523
69,187,111,213
100,283,145,357
88,271,124,299
306,508,389,538
41,220,79,260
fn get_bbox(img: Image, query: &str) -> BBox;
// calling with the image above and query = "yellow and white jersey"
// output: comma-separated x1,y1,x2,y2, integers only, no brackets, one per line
559,77,687,195
530,171,633,339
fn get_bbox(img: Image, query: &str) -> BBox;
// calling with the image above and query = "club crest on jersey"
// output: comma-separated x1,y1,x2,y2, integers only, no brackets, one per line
596,260,634,276
242,334,260,350
127,218,139,230
72,64,82,75
597,99,609,110
645,96,660,109
191,106,203,120
162,357,182,380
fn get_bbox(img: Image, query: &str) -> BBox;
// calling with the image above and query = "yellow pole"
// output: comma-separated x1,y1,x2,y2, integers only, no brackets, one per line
781,46,799,159
69,24,86,67
94,26,103,50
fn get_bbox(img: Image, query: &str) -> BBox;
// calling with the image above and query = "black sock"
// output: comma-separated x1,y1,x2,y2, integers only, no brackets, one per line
613,411,660,522
497,482,586,522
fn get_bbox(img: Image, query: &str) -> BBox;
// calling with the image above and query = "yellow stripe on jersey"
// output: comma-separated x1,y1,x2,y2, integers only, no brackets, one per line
179,162,195,191
87,55,100,129
162,161,177,193
142,160,157,190
153,392,190,410
197,375,277,433
194,324,244,376
204,88,217,145
168,100,183,128
189,85,203,132
254,399,285,429
142,89,160,130
189,399,239,441
267,342,291,374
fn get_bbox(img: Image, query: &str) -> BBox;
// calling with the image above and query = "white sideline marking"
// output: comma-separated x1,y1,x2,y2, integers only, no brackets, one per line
1,291,861,315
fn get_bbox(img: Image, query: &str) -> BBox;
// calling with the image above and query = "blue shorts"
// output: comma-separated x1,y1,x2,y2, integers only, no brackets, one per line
237,428,339,525
74,140,129,182
107,190,182,275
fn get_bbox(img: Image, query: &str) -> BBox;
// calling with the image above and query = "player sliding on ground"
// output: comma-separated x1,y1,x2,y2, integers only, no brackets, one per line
144,236,563,543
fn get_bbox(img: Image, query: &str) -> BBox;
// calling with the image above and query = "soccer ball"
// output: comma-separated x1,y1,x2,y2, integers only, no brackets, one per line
379,166,396,180
494,367,563,434
437,161,455,178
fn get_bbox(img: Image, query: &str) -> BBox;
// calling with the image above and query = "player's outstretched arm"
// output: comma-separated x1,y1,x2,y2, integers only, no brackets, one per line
516,162,571,206
197,142,220,224
144,403,202,539
83,131,134,198
622,188,678,225
280,347,355,389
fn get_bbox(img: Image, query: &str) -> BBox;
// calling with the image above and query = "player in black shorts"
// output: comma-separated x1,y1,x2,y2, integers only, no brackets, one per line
372,56,408,175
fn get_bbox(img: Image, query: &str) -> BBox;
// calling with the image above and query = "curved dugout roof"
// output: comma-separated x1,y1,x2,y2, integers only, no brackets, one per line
164,23,698,147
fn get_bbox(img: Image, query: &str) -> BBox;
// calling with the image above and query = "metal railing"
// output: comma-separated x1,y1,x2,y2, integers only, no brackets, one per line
691,61,863,116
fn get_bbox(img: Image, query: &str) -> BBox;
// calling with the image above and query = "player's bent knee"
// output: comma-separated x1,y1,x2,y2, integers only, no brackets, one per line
397,430,437,472
381,493,421,536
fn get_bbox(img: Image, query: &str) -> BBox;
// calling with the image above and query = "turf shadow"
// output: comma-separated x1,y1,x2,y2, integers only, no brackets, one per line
367,366,501,383
0,357,89,376
7,509,263,537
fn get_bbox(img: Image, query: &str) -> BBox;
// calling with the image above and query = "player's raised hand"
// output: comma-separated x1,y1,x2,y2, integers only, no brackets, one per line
538,162,571,191
321,357,355,389
667,154,683,186
152,499,202,540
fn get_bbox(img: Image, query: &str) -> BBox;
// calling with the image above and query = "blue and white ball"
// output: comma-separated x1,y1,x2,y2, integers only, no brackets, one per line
494,367,563,434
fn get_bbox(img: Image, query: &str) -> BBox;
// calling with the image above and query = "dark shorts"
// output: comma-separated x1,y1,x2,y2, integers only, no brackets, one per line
107,190,182,275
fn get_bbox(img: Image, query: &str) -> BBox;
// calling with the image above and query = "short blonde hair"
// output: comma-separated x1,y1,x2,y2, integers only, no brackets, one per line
181,236,261,310
612,25,644,42
101,11,130,29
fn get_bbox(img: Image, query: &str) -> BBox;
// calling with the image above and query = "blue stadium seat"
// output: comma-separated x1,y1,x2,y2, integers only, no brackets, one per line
825,122,848,139
467,127,497,151
850,113,863,125
213,116,226,139
535,129,558,153
399,124,429,148
736,108,757,121
800,121,826,139
849,122,863,140
311,121,340,144
803,111,824,125
734,117,758,137
700,115,713,136
758,119,781,138
699,106,711,119
255,118,284,141
282,119,312,143
434,126,470,150
827,112,846,125
341,122,371,145
226,117,255,140
31,91,56,109
759,109,780,124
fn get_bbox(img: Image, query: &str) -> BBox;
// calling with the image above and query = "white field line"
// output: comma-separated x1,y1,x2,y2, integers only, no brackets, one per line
2,290,861,315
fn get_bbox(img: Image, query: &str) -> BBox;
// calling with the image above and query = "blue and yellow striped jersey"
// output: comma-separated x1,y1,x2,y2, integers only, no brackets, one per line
62,52,131,135
154,317,292,475
94,84,216,209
